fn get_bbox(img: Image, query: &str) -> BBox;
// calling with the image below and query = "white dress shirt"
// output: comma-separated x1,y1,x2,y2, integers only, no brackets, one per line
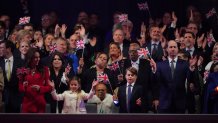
131,59,140,71
5,56,13,79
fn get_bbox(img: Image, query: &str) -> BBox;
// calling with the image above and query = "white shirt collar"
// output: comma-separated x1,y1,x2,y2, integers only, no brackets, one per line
126,82,135,87
131,58,140,65
168,56,178,63
186,47,195,52
5,56,13,62
151,41,160,45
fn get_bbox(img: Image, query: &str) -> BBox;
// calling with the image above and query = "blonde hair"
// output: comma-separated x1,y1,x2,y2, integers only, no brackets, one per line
16,29,31,43
213,42,218,52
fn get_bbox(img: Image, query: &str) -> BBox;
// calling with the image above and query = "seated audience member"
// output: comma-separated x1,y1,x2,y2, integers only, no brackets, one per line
88,83,115,113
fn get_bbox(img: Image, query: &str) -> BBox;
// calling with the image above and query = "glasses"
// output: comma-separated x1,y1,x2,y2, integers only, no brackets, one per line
97,89,106,92
128,50,137,53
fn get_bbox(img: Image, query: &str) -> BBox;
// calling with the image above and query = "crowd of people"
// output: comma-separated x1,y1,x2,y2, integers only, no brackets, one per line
0,5,218,114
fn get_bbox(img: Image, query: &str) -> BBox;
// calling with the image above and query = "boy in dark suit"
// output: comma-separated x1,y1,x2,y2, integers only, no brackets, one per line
114,67,144,113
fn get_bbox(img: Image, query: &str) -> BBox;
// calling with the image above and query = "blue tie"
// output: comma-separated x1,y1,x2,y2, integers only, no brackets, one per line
127,84,132,112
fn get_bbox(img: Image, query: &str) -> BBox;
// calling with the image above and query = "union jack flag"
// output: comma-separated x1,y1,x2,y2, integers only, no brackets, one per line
206,8,216,19
17,67,30,75
207,33,216,45
97,73,109,84
137,2,149,11
49,44,57,54
16,67,30,80
118,14,128,22
137,47,150,58
19,16,30,25
203,71,209,80
76,40,85,49
108,62,119,71
65,64,71,74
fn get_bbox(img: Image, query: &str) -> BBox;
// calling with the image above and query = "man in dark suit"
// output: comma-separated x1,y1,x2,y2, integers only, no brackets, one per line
112,28,130,58
156,40,197,113
120,43,158,112
0,40,24,113
183,31,203,58
144,25,164,62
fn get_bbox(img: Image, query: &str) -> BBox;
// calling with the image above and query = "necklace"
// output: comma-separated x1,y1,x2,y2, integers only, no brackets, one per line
31,69,36,76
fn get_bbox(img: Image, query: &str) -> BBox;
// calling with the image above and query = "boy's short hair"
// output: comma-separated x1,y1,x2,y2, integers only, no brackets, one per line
126,67,138,76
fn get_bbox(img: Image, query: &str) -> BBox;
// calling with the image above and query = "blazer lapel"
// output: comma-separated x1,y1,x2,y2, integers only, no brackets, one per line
147,43,152,53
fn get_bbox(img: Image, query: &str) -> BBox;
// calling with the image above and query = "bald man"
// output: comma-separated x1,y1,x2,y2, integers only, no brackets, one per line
156,40,197,113
88,83,114,113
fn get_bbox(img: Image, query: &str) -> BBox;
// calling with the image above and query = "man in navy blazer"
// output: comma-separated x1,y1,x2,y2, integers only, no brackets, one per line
144,25,164,62
156,40,196,113
0,40,24,113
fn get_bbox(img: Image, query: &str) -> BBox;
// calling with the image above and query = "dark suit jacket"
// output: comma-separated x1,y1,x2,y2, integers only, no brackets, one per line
156,59,194,112
203,72,218,114
118,84,144,113
122,59,158,105
0,56,24,112
81,67,116,94
145,42,164,62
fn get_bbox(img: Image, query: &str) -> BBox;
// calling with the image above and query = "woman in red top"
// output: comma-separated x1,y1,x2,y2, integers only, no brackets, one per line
19,48,52,113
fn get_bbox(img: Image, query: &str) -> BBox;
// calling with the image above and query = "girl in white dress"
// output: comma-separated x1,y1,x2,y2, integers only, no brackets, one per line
50,76,98,114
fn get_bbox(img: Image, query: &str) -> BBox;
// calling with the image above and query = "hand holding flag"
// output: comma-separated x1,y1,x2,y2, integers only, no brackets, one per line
65,64,71,75
207,33,216,45
206,8,216,19
49,43,57,54
137,2,149,11
76,39,85,49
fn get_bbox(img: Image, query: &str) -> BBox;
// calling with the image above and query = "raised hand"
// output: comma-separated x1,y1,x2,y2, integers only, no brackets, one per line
148,58,157,73
91,79,98,89
54,24,60,37
172,11,178,24
140,22,146,38
197,56,204,67
60,24,67,38
161,25,167,34
174,28,180,41
136,98,141,106
65,64,71,75
35,37,43,48
113,94,118,101
23,81,28,88
197,33,205,48
152,100,159,111
189,9,194,22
